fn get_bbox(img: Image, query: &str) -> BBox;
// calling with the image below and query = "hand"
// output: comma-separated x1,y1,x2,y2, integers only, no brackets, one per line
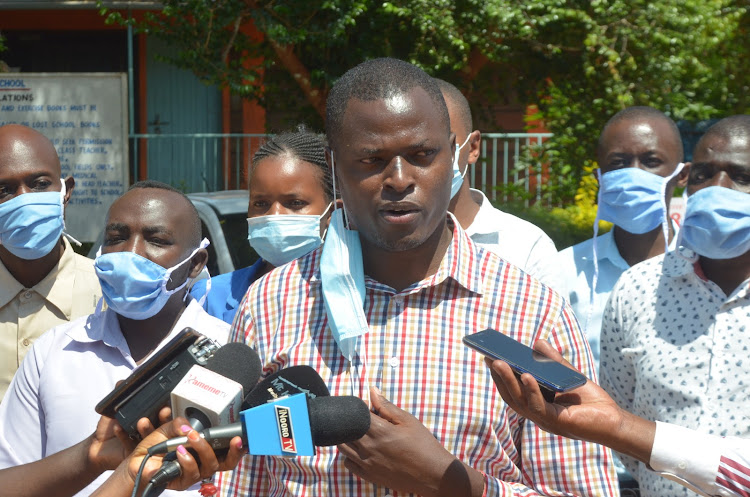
487,340,624,445
94,417,246,496
338,387,483,497
87,406,172,474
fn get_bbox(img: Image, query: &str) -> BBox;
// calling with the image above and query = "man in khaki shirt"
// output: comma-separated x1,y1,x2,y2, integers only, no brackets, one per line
0,124,100,399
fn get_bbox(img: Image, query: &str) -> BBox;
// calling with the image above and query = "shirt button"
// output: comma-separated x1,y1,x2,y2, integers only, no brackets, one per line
23,290,32,299
678,461,687,470
22,339,30,347
389,357,399,368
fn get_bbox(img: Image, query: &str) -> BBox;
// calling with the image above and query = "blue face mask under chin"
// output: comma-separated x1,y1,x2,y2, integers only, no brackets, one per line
94,239,210,320
679,186,750,260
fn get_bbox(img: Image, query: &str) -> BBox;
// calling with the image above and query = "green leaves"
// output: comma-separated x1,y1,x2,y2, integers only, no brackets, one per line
98,0,748,205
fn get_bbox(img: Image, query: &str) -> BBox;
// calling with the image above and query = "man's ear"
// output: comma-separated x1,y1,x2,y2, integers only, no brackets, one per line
188,248,208,278
467,130,482,165
677,162,691,188
63,176,75,205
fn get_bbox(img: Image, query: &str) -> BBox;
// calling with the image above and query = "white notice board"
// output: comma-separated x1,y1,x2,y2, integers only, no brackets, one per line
0,73,128,242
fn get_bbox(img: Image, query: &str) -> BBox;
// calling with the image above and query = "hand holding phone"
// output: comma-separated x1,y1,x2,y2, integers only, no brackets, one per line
463,329,587,402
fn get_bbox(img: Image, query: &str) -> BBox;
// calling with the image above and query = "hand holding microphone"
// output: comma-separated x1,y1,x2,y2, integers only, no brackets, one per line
90,417,246,497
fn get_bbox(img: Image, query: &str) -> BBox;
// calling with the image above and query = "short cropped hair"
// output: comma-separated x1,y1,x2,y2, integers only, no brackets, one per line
697,115,750,147
433,78,473,133
325,58,450,147
597,106,683,162
251,125,333,202
128,179,202,245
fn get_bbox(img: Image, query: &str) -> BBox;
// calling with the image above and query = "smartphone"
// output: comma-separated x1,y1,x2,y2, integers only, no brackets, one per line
463,328,587,402
95,327,219,437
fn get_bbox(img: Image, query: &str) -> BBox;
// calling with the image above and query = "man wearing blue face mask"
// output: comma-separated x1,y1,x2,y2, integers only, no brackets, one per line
556,106,689,369
0,124,102,401
0,181,229,497
599,115,750,497
435,79,563,291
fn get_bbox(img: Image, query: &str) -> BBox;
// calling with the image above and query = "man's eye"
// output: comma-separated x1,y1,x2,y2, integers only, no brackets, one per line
33,180,53,190
288,199,308,208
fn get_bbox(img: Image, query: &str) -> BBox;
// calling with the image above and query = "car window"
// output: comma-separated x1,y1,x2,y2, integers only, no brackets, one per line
219,213,258,270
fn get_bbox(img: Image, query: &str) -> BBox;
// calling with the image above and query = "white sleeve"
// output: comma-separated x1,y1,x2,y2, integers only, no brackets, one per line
0,331,52,468
650,421,750,497
524,231,565,294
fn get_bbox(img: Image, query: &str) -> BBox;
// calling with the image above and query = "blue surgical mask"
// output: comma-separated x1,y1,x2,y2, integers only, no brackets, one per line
320,152,369,362
247,206,331,267
450,134,473,199
95,239,210,320
587,163,684,332
597,165,683,234
0,179,66,260
680,186,750,259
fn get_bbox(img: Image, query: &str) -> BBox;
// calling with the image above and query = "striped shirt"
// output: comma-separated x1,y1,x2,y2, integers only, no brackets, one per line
719,452,750,497
219,217,618,497
650,420,750,496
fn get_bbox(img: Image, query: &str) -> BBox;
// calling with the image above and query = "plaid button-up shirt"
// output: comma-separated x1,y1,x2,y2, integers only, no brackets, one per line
219,217,618,497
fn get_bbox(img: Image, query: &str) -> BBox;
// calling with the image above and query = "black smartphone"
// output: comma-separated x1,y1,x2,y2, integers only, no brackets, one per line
463,328,587,402
95,327,219,437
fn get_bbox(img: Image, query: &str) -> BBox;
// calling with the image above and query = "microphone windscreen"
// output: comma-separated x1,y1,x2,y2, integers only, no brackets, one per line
205,343,262,393
308,396,371,446
242,365,330,409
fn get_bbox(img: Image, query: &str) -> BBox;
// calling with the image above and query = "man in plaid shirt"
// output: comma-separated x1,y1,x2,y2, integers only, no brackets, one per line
218,58,618,497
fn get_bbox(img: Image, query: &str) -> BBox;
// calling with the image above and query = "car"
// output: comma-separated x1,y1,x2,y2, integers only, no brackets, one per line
87,190,257,277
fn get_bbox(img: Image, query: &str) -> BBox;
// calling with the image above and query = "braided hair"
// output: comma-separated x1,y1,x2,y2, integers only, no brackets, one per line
251,125,333,202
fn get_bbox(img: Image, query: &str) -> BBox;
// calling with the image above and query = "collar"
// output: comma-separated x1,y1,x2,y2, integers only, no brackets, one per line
66,299,207,362
365,212,483,297
0,238,76,317
579,230,629,270
581,220,681,270
465,188,497,237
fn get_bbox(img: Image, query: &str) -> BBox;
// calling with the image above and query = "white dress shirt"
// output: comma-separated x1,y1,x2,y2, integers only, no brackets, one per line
650,421,750,497
466,189,562,291
0,299,230,497
600,247,750,497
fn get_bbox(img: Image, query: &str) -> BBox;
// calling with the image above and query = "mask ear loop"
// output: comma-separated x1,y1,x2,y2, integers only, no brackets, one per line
585,168,604,337
455,133,472,179
660,162,685,253
318,201,334,240
330,150,353,230
161,238,210,300
58,178,82,247
674,187,697,262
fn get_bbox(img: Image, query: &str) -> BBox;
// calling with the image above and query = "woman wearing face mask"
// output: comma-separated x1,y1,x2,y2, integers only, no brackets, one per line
190,126,334,324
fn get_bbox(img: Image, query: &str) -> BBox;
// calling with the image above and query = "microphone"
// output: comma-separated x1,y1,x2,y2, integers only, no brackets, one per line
242,365,330,409
148,394,371,457
171,342,262,431
146,365,351,493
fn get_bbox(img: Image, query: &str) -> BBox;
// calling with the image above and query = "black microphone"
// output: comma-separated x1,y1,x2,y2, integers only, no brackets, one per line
172,342,262,431
242,365,330,409
148,394,371,457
